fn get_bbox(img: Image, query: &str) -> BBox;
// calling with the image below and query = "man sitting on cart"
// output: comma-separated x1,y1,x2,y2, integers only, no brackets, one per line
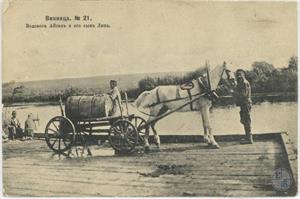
109,80,123,116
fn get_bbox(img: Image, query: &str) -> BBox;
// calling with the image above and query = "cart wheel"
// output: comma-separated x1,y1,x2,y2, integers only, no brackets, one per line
132,116,147,145
44,116,75,153
109,119,138,153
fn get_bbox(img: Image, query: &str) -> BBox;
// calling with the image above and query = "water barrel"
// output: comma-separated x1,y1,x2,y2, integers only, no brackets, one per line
65,95,112,120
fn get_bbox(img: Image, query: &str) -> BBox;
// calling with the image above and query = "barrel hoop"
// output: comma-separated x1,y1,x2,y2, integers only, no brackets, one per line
65,97,68,116
65,97,71,117
77,96,83,117
91,96,95,117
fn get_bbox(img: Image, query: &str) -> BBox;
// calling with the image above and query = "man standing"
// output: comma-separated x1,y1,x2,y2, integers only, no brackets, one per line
24,114,36,140
234,69,253,144
109,80,122,116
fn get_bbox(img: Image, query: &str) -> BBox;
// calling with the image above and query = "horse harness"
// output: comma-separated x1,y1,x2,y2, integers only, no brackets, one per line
153,78,210,111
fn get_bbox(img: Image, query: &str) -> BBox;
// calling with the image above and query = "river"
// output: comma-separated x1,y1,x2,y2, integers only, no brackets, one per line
3,102,297,144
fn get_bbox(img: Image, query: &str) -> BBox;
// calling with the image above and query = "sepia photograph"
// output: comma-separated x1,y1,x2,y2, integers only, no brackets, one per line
2,0,298,197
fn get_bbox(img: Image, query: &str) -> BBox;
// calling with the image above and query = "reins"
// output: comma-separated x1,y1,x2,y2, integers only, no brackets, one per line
135,92,207,117
148,91,205,108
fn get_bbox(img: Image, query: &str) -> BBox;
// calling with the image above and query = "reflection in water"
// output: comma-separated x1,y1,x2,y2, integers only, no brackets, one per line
3,102,297,144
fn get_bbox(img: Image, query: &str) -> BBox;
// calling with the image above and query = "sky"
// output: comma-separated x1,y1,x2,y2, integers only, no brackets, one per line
3,0,297,83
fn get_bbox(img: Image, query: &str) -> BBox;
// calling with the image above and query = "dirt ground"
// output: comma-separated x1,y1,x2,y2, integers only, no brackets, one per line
2,138,290,197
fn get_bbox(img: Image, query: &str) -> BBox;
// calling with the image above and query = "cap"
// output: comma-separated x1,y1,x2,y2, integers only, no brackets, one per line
236,69,246,76
110,80,117,85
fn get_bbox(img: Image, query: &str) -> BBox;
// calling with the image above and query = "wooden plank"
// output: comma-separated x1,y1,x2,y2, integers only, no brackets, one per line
32,132,284,143
279,132,298,194
4,167,273,185
4,173,278,197
3,132,296,197
2,165,277,177
3,159,283,169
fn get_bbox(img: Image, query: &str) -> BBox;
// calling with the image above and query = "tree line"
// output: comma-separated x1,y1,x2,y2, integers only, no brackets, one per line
131,56,297,97
3,56,297,104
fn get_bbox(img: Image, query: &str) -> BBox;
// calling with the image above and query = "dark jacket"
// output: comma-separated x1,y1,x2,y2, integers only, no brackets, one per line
235,79,252,106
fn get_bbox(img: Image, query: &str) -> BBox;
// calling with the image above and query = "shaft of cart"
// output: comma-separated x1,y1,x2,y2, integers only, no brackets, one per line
137,94,205,131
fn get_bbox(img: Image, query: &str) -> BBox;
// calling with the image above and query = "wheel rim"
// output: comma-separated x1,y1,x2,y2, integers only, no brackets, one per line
109,120,138,152
133,116,147,145
45,116,75,153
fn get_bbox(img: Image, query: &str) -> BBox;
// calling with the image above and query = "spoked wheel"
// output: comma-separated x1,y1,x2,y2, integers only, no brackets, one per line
131,116,148,145
109,119,138,153
44,116,76,153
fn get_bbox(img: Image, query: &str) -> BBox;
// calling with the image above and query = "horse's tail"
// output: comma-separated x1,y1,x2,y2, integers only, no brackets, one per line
134,90,151,109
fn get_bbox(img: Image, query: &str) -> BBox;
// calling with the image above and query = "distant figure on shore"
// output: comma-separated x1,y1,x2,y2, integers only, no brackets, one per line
2,120,9,142
8,111,23,140
24,114,36,140
234,69,253,144
109,80,122,116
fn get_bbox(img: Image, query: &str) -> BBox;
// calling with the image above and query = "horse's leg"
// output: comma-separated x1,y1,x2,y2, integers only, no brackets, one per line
201,106,220,149
144,116,159,151
144,105,163,151
151,106,169,148
144,120,151,151
200,111,211,145
150,123,160,148
144,105,168,150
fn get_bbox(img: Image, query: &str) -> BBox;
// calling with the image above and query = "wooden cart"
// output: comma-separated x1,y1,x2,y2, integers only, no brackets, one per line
44,91,209,155
44,94,148,154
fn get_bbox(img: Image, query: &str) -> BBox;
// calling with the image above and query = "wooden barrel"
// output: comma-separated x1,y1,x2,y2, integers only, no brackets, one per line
65,95,112,120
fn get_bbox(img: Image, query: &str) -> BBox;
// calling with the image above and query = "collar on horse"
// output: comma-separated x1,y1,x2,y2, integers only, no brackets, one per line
150,78,210,110
156,87,161,104
180,82,195,111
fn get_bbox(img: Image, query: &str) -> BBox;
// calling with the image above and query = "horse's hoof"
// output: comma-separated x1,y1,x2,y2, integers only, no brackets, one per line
210,144,220,149
203,138,209,144
155,143,160,149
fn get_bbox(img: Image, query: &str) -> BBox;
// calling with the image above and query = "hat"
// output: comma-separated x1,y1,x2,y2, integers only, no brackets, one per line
236,69,246,76
110,80,117,85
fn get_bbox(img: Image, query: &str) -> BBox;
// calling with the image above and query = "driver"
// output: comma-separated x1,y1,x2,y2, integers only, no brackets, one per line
109,80,122,116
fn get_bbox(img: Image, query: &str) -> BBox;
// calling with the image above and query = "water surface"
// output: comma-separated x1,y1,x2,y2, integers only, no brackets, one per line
3,102,297,143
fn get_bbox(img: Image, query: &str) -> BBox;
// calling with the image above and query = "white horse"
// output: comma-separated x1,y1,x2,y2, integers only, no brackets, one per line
134,63,234,149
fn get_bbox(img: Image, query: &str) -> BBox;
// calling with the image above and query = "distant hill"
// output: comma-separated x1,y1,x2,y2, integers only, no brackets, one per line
3,71,188,99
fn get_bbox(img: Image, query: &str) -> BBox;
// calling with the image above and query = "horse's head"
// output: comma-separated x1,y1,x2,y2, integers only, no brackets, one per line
203,62,236,97
216,63,236,95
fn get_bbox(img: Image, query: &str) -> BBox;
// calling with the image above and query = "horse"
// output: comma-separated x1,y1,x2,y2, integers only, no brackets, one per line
134,63,235,150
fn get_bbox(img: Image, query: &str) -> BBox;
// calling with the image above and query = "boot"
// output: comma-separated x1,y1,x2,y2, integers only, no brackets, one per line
240,136,253,144
240,125,253,144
